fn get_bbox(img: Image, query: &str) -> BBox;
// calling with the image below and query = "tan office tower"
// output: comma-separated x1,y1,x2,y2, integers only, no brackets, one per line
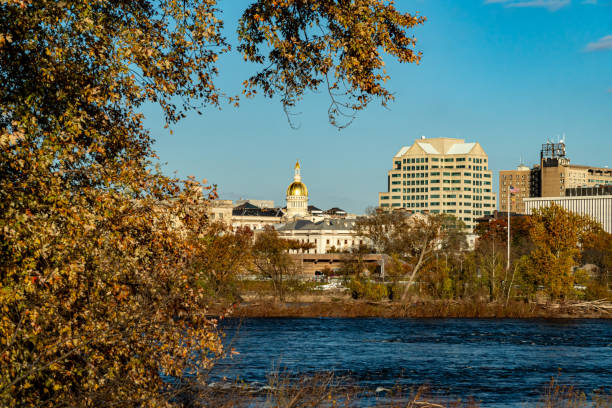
499,164,531,214
378,137,496,230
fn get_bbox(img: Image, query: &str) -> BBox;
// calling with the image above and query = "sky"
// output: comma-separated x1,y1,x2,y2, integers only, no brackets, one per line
145,0,612,214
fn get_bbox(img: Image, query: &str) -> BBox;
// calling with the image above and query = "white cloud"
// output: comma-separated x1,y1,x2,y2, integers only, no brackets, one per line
484,0,571,10
585,35,612,51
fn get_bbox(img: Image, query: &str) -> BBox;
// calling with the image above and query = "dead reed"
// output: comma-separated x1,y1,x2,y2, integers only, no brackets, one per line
231,300,610,319
187,370,611,407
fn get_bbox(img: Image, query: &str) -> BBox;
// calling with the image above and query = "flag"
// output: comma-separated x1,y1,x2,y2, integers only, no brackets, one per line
509,186,519,194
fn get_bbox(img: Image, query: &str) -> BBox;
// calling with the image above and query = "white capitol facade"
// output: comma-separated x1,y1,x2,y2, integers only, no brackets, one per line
210,161,365,254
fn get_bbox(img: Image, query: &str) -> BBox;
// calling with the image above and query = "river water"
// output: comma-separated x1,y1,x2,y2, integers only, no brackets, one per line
214,318,612,407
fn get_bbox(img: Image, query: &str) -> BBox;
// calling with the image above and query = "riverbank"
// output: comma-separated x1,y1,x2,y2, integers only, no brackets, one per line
228,299,612,319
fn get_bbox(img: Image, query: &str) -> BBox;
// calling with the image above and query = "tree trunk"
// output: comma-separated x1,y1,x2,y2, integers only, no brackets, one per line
400,244,429,302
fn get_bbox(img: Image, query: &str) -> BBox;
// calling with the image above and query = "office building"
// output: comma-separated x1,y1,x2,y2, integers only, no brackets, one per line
524,196,612,234
499,141,612,214
539,141,612,197
378,136,496,230
499,164,532,214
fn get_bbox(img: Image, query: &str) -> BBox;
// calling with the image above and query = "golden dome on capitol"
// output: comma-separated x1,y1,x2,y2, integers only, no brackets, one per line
286,160,308,197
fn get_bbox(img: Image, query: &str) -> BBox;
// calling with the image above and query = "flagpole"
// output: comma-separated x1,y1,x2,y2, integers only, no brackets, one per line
507,187,510,270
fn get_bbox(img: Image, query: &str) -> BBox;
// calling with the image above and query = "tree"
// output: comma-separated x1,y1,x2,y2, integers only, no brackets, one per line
582,229,612,288
1,0,425,405
474,238,506,301
197,224,254,301
524,204,601,300
355,209,467,301
251,227,301,301
474,216,534,301
336,246,379,279
352,207,406,253
285,238,316,253
238,0,425,127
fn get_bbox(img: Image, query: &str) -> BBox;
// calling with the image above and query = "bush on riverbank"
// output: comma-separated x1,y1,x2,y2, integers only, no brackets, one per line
347,278,389,301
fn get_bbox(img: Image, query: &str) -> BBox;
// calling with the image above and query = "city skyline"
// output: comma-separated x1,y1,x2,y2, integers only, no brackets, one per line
145,0,612,214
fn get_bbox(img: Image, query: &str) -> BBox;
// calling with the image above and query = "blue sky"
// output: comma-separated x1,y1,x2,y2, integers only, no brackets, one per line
146,0,612,214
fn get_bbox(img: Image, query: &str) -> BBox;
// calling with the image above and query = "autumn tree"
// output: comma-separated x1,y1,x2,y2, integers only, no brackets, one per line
251,227,302,301
336,246,379,278
355,209,467,301
524,204,601,300
473,216,534,301
1,0,425,406
582,229,612,289
197,224,254,301
352,207,406,253
238,0,425,127
285,238,317,254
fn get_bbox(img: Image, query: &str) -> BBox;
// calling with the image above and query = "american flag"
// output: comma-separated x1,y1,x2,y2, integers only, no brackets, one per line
509,186,520,194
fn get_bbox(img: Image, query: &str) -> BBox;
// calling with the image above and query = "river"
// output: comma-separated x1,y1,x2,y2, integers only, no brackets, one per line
214,318,612,407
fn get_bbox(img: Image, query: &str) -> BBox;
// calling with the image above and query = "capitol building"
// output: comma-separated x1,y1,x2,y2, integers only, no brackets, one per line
210,161,366,254
285,161,309,218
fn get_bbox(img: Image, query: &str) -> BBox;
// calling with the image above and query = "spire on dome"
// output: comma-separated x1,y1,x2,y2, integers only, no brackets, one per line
294,160,301,181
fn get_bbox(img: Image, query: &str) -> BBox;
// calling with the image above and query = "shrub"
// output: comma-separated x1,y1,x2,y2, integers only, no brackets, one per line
348,278,389,301
584,281,612,301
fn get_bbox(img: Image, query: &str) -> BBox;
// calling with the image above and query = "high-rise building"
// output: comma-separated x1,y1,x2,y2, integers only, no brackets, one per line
378,137,496,230
539,141,612,197
498,141,612,214
499,164,532,214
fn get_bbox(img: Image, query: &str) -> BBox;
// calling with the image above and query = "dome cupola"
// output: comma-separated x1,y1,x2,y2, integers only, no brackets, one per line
286,161,308,197
285,160,309,218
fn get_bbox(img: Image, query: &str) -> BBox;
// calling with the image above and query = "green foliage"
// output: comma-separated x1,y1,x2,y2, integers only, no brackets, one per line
251,227,301,301
354,209,467,302
347,278,388,301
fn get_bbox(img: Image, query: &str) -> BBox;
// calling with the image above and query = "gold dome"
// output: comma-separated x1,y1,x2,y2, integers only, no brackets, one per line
287,181,308,197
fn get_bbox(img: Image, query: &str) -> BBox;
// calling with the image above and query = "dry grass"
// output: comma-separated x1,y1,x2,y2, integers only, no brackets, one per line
185,370,612,407
192,371,482,408
537,374,612,408
231,300,611,319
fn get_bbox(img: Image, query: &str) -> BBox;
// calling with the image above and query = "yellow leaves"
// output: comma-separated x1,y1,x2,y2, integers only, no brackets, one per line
525,204,599,299
0,33,12,46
